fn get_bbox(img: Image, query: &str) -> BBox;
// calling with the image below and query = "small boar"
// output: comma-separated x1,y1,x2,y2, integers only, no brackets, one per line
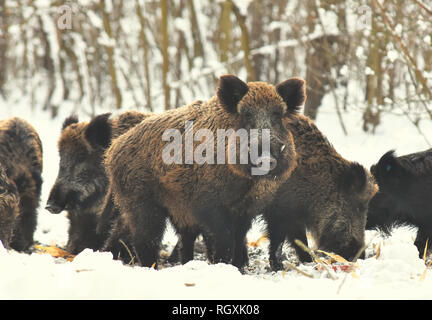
367,149,432,257
263,115,378,270
46,111,149,255
0,117,43,251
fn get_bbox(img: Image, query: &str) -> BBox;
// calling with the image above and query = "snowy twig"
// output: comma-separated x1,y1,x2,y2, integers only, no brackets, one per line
283,261,314,279
399,105,432,147
336,235,377,294
413,0,432,16
372,0,432,120
162,31,338,94
294,239,337,280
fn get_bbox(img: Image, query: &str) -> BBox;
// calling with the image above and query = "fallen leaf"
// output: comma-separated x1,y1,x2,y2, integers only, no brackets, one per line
184,283,195,287
34,244,75,261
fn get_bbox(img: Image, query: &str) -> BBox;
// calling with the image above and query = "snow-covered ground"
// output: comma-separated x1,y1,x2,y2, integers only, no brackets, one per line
1,93,432,300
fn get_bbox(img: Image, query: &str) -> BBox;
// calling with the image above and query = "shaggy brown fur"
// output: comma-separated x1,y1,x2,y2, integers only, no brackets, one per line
0,164,20,248
104,75,306,268
0,117,43,251
46,111,150,255
101,102,203,263
264,114,378,270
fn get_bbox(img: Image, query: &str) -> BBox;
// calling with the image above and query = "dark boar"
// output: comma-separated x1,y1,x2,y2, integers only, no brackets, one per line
264,115,378,270
0,117,43,251
46,111,149,254
0,164,20,249
367,149,432,257
104,75,306,268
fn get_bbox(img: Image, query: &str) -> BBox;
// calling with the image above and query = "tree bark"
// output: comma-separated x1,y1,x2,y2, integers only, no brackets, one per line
136,0,153,111
100,0,122,110
218,0,232,66
160,0,170,110
0,0,8,95
229,0,255,81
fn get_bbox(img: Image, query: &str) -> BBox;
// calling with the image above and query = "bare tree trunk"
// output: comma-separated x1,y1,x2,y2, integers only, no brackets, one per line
38,16,56,116
135,0,153,111
160,0,170,110
173,0,186,108
100,0,122,110
62,37,84,101
0,0,8,96
250,0,264,81
303,0,319,119
229,0,255,81
218,0,232,66
17,0,29,95
188,0,204,60
304,0,345,122
56,27,70,101
271,1,288,84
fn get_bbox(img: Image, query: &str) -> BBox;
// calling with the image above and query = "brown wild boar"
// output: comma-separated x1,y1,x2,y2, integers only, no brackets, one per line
0,117,43,251
263,114,378,270
104,75,306,268
45,111,149,254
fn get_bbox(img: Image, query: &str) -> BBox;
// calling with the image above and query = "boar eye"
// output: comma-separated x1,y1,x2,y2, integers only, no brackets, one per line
243,111,253,120
385,164,392,172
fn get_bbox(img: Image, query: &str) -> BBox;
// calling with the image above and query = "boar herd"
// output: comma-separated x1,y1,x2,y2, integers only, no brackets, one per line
0,75,431,271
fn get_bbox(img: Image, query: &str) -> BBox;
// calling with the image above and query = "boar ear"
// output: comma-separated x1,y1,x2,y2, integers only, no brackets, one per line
375,150,399,176
276,77,306,115
338,162,367,194
85,113,112,149
217,74,249,113
62,114,79,130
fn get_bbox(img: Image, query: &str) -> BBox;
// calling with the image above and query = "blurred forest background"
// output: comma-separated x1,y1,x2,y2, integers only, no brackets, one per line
0,0,431,135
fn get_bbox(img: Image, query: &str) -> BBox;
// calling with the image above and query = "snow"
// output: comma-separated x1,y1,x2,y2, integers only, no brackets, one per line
1,92,432,300
231,0,253,16
387,49,399,63
98,32,116,48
